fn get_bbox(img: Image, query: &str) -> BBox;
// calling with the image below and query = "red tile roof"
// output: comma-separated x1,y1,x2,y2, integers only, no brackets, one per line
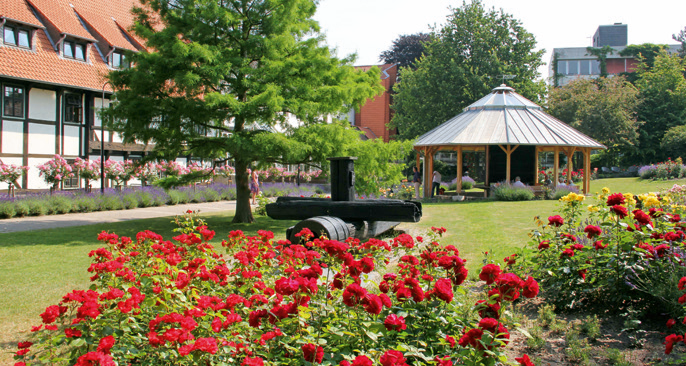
1,0,42,28
1,0,144,91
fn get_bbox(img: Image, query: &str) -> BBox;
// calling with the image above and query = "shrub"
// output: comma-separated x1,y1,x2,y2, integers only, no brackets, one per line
136,191,155,208
493,184,534,201
122,193,139,209
74,196,99,213
14,201,30,217
47,195,73,214
462,176,475,190
97,195,124,211
0,201,16,218
26,199,48,216
12,216,538,366
638,158,686,180
546,186,579,200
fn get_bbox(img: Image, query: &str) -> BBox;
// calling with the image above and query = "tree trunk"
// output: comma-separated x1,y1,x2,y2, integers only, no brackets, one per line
232,159,254,223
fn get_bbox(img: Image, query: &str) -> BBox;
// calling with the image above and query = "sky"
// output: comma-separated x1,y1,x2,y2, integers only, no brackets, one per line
313,0,686,80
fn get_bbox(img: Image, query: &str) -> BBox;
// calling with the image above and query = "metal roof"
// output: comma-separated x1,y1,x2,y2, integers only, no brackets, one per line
414,85,606,149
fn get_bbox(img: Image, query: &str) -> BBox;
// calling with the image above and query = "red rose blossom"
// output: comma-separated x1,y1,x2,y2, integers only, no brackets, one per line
548,215,564,227
515,354,535,366
302,343,324,363
606,192,625,206
384,314,407,332
351,355,373,366
583,225,602,239
479,264,501,285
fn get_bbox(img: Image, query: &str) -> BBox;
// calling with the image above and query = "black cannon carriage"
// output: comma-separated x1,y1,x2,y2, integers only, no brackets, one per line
266,157,422,243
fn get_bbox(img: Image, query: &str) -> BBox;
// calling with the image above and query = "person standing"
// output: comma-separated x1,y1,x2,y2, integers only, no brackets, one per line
412,166,421,199
250,169,260,205
431,170,442,198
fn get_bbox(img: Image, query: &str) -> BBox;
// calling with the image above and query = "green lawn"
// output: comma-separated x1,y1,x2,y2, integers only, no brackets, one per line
1,176,683,362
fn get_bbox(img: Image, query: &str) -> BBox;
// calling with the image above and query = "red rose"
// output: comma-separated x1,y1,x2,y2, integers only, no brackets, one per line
522,276,539,298
593,240,607,250
97,336,115,354
361,293,383,315
275,277,300,296
478,317,499,332
665,334,683,354
379,350,407,366
458,328,484,348
515,354,535,366
548,215,564,227
538,240,550,250
434,356,452,366
445,334,456,347
433,278,454,303
479,264,501,285
560,248,575,258
384,314,407,332
606,193,625,206
667,319,676,328
495,273,523,301
302,343,324,363
193,337,218,354
633,209,652,226
611,205,628,218
583,225,602,239
242,357,265,366
351,355,373,366
679,277,686,291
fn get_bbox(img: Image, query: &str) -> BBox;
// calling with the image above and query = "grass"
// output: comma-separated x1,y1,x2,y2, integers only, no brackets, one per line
1,176,683,363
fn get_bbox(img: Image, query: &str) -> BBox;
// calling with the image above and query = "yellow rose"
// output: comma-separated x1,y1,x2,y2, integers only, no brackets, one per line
602,187,610,195
587,205,599,213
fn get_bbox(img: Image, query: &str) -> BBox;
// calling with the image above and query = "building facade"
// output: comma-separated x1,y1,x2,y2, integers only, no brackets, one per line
349,63,397,142
0,0,166,190
550,23,681,86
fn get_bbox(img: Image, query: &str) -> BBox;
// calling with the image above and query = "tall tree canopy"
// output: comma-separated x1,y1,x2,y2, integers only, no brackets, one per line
546,76,641,167
673,26,686,57
390,0,545,140
107,0,382,222
378,33,431,71
632,51,686,163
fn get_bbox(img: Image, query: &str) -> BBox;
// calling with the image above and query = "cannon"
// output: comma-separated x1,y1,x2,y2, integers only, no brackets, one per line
266,157,422,243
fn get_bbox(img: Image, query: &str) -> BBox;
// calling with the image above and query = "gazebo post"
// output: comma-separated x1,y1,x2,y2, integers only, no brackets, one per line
485,146,490,185
553,146,560,186
584,148,591,194
565,148,576,184
534,147,540,185
499,145,518,183
456,146,463,194
424,147,435,199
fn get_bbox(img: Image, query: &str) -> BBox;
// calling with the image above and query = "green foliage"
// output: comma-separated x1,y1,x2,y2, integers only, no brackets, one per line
674,26,686,58
537,304,557,327
632,51,686,164
619,43,669,80
14,201,29,217
586,45,615,77
107,0,383,223
47,196,73,215
662,125,686,158
26,199,48,216
390,0,545,140
345,136,414,196
153,171,212,190
0,201,16,218
603,348,632,366
580,315,601,341
493,185,535,201
564,328,592,364
525,325,546,350
546,76,641,163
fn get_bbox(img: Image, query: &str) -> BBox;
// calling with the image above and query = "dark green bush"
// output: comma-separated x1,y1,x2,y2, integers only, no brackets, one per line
48,196,73,214
26,200,48,216
14,201,30,217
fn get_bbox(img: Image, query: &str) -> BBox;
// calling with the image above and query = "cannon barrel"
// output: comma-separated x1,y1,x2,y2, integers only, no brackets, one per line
266,197,422,222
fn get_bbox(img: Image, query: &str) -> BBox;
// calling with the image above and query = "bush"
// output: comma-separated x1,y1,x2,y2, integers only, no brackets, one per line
74,196,99,213
122,193,139,209
14,201,30,217
638,158,686,180
12,215,538,366
97,195,124,211
493,184,534,201
0,201,16,218
47,196,73,214
26,199,48,216
546,186,579,200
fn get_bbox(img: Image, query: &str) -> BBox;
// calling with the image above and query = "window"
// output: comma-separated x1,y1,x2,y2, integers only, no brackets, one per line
63,159,80,189
567,60,579,75
556,61,567,74
110,51,130,69
64,93,82,123
63,40,86,61
3,24,31,49
3,86,24,118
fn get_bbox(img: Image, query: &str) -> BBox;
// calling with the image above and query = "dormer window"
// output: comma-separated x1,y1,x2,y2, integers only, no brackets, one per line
3,23,32,49
63,40,86,61
110,50,130,69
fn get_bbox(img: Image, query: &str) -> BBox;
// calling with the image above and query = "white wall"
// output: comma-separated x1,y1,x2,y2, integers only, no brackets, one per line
63,125,81,156
28,123,56,155
27,157,51,189
28,89,56,121
1,120,24,154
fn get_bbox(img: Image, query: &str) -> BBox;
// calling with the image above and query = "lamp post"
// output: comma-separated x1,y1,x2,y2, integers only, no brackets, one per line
101,81,112,194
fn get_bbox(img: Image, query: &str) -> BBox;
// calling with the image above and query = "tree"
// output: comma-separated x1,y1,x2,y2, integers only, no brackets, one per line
586,46,615,77
632,51,686,163
661,125,686,159
546,76,642,166
378,33,431,71
107,0,382,223
390,0,545,140
618,43,668,83
673,26,686,57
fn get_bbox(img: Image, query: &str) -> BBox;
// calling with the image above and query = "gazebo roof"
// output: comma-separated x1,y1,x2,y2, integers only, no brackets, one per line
414,85,606,149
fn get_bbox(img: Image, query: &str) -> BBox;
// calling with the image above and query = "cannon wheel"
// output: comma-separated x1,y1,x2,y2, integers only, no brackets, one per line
289,216,352,243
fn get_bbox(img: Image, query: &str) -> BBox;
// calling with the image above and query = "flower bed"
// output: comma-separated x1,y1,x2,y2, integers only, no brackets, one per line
638,158,686,180
0,183,328,219
12,214,538,365
516,185,686,357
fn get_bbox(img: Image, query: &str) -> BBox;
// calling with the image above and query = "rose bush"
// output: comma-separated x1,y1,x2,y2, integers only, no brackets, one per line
519,186,686,312
13,214,537,366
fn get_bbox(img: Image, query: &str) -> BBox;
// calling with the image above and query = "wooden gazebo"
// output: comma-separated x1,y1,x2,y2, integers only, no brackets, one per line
414,85,606,197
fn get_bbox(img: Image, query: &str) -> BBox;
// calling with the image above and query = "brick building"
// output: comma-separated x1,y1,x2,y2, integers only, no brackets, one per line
350,63,397,142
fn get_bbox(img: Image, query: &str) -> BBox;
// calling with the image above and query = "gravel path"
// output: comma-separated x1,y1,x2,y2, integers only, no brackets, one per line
0,201,236,233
